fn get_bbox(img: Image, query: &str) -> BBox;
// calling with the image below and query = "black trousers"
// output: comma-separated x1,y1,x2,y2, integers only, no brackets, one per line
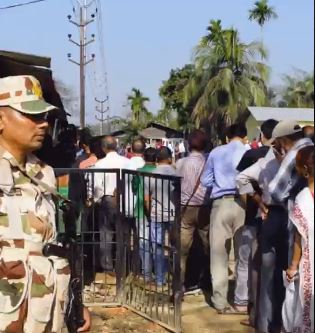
99,196,117,271
257,206,288,333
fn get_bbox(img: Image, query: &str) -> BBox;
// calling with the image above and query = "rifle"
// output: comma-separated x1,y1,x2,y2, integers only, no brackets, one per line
43,200,85,333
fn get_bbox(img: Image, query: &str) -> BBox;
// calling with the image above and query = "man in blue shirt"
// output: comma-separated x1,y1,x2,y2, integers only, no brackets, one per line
201,123,248,314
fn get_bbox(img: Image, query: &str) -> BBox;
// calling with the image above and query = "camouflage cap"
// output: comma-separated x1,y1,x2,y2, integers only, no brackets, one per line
0,75,57,114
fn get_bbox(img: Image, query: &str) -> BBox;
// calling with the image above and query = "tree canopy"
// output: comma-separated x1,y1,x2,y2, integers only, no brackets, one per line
184,20,269,126
159,64,195,130
281,70,314,108
249,0,278,28
127,88,152,126
97,2,313,141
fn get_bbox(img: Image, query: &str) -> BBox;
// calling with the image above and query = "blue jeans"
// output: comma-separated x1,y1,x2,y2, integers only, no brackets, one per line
136,218,152,279
150,222,169,286
139,237,152,279
234,225,258,306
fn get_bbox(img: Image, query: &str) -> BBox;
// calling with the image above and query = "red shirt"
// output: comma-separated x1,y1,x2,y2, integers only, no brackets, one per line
79,155,98,169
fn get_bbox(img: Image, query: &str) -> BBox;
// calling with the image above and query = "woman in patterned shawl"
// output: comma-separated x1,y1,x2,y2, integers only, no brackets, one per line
285,146,314,333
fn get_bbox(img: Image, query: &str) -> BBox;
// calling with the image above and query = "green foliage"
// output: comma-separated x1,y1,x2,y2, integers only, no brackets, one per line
159,65,195,130
111,1,313,145
281,70,314,108
111,88,154,143
249,0,278,27
127,88,152,126
184,20,269,125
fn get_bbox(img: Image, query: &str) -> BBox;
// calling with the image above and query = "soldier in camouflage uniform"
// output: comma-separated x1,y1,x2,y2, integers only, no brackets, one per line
0,76,90,333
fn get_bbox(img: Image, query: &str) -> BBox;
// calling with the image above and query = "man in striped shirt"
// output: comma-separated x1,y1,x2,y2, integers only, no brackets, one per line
176,130,211,286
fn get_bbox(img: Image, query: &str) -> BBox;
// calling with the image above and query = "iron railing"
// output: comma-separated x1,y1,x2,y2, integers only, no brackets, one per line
54,168,183,333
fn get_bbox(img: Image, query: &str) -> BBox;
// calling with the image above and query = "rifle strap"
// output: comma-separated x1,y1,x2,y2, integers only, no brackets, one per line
19,168,70,203
0,159,25,239
18,168,65,241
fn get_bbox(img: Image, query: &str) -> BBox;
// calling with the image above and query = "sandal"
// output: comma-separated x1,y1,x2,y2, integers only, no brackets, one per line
240,319,254,327
217,306,248,315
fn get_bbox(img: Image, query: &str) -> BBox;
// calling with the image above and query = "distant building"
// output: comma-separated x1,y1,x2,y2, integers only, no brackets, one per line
246,106,314,140
139,123,184,148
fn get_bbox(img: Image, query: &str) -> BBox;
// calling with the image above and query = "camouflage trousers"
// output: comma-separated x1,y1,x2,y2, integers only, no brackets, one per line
0,247,70,333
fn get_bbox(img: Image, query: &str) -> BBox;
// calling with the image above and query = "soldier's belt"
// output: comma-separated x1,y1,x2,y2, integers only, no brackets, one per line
42,243,69,259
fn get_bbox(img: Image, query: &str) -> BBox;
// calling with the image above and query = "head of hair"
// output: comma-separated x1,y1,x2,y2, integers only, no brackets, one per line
79,128,92,147
303,126,315,142
66,124,78,143
132,137,146,154
88,137,105,159
144,147,157,163
226,123,247,140
188,130,208,152
260,119,279,140
102,136,117,152
284,131,304,142
296,145,314,179
157,146,172,163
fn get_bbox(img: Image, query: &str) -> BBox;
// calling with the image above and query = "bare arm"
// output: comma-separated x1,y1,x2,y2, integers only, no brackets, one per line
286,230,302,282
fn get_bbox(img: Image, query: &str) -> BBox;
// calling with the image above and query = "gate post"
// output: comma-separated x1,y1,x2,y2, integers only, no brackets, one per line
116,170,126,303
173,178,183,332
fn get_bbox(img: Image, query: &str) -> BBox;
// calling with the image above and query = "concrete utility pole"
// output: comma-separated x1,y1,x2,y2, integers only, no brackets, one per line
67,0,95,128
95,96,109,135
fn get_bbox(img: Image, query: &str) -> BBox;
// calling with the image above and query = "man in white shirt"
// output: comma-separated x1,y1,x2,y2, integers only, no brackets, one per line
124,138,146,218
179,140,186,159
236,145,282,330
128,138,146,171
93,136,129,271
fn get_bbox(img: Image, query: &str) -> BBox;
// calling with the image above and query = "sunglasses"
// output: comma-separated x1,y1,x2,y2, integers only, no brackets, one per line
21,112,49,122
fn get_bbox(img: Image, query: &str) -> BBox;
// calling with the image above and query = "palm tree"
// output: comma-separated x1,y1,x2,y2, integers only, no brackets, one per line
281,70,314,108
127,88,151,125
184,21,269,127
249,0,278,40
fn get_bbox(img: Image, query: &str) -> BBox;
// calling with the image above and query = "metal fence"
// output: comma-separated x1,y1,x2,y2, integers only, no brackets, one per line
54,168,183,333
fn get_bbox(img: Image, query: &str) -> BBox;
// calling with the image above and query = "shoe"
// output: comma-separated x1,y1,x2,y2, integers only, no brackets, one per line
234,304,248,314
184,288,202,296
156,282,170,292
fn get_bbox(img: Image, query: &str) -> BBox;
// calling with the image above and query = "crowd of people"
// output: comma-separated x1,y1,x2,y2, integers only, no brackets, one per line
1,74,313,333
65,118,314,333
28,100,315,333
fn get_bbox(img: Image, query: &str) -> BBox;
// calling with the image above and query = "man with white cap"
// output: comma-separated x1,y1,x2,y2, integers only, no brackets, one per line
256,120,313,333
269,120,313,204
0,76,90,332
237,120,313,332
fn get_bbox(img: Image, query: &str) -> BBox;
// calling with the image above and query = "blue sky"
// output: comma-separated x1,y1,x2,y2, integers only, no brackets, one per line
0,0,314,125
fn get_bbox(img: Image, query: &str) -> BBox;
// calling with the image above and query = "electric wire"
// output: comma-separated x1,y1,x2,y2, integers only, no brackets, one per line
0,0,47,10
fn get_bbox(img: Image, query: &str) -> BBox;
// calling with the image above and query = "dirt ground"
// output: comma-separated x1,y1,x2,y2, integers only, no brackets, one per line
89,307,166,333
182,293,255,333
89,294,255,333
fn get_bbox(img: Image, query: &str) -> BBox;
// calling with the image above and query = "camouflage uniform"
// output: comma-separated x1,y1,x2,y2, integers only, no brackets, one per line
0,76,70,333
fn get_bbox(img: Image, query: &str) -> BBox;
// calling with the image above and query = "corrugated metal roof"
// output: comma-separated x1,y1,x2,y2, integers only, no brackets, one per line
0,50,50,68
139,125,183,139
139,127,167,139
248,107,314,122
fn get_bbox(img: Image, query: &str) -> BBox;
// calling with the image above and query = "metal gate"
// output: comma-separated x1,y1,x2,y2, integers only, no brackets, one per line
55,168,183,333
122,169,182,332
